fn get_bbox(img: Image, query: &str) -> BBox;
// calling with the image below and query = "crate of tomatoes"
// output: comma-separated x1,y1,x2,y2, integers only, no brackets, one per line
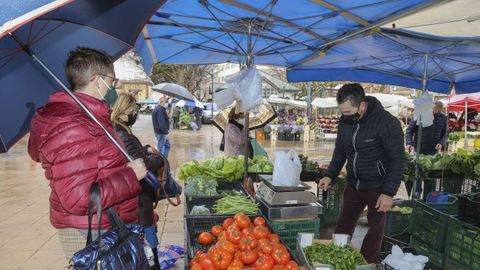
186,214,304,270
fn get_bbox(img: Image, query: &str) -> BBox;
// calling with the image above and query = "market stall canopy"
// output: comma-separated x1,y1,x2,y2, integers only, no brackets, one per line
152,83,195,101
176,99,204,108
267,95,307,109
213,103,276,132
136,0,443,72
287,28,480,94
367,93,414,108
312,97,338,108
440,93,480,112
383,0,480,37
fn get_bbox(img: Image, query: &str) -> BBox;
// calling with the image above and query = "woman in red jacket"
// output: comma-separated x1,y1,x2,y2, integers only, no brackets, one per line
28,47,147,260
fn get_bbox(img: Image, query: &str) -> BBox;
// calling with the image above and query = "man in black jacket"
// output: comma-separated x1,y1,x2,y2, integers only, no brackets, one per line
318,84,406,263
152,97,171,158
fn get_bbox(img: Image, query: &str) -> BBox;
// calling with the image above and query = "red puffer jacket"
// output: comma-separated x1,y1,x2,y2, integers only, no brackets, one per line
28,91,141,229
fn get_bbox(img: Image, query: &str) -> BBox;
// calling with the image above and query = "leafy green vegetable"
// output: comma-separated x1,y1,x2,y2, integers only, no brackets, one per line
390,206,413,214
184,176,218,199
213,195,259,214
303,243,364,270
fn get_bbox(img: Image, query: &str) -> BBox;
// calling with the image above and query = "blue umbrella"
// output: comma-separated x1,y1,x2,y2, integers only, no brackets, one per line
287,28,480,94
136,0,442,72
0,0,166,188
135,0,442,178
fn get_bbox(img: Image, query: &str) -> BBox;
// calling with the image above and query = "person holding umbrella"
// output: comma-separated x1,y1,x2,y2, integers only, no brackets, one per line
318,83,406,263
28,47,147,260
224,109,248,156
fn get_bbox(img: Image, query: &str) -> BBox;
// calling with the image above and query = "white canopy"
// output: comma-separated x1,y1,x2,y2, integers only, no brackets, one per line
312,97,337,108
267,95,307,109
384,0,480,37
368,93,414,109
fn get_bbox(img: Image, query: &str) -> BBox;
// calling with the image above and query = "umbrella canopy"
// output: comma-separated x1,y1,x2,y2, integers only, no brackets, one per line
138,99,158,105
136,0,441,71
176,99,203,108
213,103,276,132
441,93,480,112
367,93,414,108
152,83,195,101
287,28,480,94
0,0,166,153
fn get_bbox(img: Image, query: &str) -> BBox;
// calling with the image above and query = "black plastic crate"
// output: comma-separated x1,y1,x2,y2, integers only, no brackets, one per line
380,234,411,260
385,200,413,237
410,237,445,270
317,178,347,227
458,192,480,226
409,198,457,252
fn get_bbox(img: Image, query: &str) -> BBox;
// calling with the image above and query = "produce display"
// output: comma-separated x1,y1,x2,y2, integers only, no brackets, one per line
185,176,219,199
213,195,260,215
318,115,340,134
298,154,326,174
179,156,274,182
404,149,480,180
303,243,364,270
389,206,413,214
189,215,302,270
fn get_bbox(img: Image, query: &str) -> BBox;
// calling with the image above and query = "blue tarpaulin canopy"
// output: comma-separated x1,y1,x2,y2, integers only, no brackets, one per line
136,0,442,72
287,28,480,94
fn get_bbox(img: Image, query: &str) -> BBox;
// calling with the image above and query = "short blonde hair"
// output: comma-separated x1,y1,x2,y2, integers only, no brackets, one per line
111,93,137,132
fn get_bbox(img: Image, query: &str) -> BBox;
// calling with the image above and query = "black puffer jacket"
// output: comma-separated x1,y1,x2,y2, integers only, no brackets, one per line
114,124,164,226
325,96,406,197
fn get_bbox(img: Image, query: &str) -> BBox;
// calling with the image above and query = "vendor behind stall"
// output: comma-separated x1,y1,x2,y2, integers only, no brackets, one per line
318,83,406,263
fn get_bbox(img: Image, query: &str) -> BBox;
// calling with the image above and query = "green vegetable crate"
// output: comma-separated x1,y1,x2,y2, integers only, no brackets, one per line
445,216,480,270
410,237,445,270
317,178,347,227
409,197,458,252
385,200,413,237
268,218,320,252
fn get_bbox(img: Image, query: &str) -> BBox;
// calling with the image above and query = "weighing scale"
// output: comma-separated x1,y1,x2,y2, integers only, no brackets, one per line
256,175,322,220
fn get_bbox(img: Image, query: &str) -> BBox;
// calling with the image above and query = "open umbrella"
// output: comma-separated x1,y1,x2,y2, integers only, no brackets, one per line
135,0,442,178
0,1,166,187
176,99,204,108
213,103,276,132
152,83,195,101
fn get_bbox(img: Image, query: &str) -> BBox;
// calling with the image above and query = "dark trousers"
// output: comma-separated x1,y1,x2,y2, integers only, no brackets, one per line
335,185,386,263
172,117,179,129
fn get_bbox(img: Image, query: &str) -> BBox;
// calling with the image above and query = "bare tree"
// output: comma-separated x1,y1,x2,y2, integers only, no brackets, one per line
150,64,212,100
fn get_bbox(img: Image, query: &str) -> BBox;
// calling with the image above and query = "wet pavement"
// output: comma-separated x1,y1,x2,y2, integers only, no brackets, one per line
0,114,406,269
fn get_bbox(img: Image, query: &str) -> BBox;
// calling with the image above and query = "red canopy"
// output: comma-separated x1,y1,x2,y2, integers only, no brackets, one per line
441,93,480,112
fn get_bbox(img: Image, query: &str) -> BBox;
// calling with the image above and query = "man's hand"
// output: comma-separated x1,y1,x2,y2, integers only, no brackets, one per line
435,143,443,152
375,194,393,212
406,145,413,153
318,177,332,191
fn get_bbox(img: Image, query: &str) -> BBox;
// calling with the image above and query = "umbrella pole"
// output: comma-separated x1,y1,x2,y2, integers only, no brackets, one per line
464,100,468,148
243,22,254,180
412,54,429,200
11,34,161,190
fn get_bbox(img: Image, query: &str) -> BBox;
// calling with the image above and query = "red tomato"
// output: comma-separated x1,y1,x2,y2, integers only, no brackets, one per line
271,247,290,265
190,263,204,270
269,234,280,243
210,248,233,270
198,232,214,245
238,235,259,251
227,266,242,270
218,231,228,241
211,225,224,237
216,239,235,254
199,253,217,270
240,250,259,265
286,260,299,270
272,265,288,270
235,214,252,229
254,255,275,270
230,258,244,268
259,239,275,254
223,218,234,230
227,230,243,244
253,226,270,239
254,217,266,227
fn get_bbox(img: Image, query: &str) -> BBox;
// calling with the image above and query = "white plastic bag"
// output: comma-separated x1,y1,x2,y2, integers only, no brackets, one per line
272,150,302,186
413,91,435,128
383,245,429,270
222,68,263,112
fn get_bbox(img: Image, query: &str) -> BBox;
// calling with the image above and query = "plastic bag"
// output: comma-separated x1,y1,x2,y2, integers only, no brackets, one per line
272,150,301,186
221,68,263,112
383,245,428,270
158,245,185,270
189,121,198,130
413,91,435,128
190,205,210,215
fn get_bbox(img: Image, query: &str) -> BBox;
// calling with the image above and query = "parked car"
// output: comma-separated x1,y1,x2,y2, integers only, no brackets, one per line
202,103,218,124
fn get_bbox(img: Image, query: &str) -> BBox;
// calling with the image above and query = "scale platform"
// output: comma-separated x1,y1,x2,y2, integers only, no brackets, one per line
257,196,322,220
256,175,318,206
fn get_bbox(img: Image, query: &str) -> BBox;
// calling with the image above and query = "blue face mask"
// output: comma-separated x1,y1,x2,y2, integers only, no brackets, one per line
98,77,118,108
